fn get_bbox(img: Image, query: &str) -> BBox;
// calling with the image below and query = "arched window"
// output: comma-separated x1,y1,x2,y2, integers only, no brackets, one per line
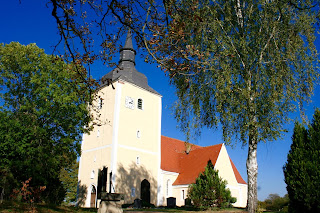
166,179,172,197
137,98,143,110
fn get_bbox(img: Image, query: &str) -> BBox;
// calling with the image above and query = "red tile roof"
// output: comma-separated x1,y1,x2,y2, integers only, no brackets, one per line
229,157,247,184
161,136,201,173
161,135,246,185
173,144,222,185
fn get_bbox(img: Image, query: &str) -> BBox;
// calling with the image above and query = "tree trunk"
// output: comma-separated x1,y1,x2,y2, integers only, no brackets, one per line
246,132,258,213
0,187,4,204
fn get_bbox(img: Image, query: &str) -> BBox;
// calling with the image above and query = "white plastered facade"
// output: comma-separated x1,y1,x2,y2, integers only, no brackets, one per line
78,80,162,207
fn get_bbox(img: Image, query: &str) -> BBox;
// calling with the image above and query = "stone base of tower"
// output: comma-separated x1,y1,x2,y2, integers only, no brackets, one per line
98,193,123,213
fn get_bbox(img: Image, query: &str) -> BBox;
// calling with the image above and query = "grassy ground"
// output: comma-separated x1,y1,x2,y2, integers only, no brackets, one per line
0,201,96,213
124,207,247,212
0,201,250,213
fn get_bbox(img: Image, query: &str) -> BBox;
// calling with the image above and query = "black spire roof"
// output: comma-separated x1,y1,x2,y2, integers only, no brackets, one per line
101,30,160,95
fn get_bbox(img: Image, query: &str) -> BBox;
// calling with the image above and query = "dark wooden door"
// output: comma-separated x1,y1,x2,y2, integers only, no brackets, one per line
141,179,150,204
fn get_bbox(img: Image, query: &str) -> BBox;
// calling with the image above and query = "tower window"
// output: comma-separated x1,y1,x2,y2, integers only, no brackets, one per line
98,97,103,109
91,170,95,179
137,98,143,110
136,156,140,165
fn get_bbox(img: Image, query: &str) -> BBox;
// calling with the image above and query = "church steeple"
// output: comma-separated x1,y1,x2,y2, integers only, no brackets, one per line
101,29,160,95
119,29,136,69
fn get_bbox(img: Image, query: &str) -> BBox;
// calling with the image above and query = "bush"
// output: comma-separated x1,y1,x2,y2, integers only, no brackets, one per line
261,194,289,212
187,160,236,209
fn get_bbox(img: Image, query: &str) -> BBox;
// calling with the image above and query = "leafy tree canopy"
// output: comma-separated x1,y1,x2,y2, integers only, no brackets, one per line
188,160,236,209
0,42,91,203
283,108,320,213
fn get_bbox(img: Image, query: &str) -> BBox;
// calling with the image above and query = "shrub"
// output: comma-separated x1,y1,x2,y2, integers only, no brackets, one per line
187,160,236,209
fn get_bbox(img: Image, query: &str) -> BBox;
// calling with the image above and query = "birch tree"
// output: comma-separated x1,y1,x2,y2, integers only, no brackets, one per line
144,1,319,212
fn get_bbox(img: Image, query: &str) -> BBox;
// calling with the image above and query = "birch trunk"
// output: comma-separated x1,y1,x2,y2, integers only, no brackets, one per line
246,129,258,213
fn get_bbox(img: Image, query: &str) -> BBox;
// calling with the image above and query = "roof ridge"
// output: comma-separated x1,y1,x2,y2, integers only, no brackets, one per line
161,135,202,147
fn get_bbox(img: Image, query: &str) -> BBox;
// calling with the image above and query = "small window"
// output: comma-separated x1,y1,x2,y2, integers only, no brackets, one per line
136,156,140,165
91,170,95,179
166,179,172,196
137,130,141,138
137,98,143,110
181,190,185,200
131,188,136,197
97,129,100,137
98,97,103,109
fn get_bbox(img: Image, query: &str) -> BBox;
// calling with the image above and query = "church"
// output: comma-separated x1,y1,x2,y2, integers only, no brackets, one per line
77,31,247,208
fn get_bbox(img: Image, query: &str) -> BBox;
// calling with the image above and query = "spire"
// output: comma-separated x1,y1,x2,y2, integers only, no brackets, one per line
119,29,136,68
100,28,160,95
124,29,134,49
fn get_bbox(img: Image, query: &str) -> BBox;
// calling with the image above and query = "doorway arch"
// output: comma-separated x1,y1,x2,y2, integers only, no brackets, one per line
141,179,150,204
90,185,96,208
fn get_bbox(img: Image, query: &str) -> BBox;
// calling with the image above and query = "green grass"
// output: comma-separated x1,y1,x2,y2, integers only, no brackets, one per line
123,206,247,212
0,201,96,213
0,201,249,213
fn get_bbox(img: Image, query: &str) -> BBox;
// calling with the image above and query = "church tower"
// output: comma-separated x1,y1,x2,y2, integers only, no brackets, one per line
78,30,162,207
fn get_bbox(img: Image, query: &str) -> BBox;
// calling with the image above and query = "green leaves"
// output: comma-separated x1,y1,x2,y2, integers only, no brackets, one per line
0,42,91,203
153,0,319,144
283,109,320,212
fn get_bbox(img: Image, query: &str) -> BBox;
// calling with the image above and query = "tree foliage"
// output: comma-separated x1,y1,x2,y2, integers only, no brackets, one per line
283,109,320,213
188,160,236,209
60,160,79,204
46,0,164,87
259,194,289,212
0,42,91,204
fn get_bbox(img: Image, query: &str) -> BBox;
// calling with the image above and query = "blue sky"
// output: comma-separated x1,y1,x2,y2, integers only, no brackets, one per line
1,0,319,201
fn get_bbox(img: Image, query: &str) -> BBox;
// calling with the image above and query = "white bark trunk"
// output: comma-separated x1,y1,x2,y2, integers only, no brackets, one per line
246,138,258,213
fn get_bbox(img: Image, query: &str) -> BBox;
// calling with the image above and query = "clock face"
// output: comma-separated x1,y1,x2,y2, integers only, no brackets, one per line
125,96,134,109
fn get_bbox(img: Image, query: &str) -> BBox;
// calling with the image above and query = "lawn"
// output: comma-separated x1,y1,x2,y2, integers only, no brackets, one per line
0,201,250,213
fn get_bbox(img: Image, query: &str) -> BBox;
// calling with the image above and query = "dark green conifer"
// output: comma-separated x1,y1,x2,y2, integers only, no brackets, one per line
284,109,320,213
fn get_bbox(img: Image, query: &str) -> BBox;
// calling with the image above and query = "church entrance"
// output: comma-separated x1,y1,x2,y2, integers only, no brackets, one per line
141,179,150,204
90,185,96,208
